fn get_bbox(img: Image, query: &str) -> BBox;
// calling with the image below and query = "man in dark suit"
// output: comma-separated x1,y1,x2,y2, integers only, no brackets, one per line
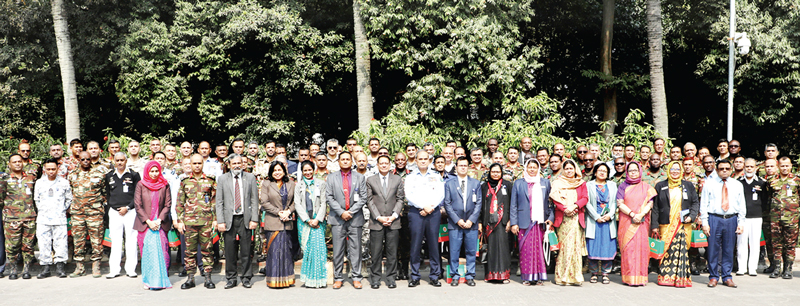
443,157,482,286
215,154,259,289
326,151,368,289
365,155,405,289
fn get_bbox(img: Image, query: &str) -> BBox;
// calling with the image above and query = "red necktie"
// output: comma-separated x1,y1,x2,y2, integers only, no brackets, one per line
343,172,350,210
721,180,729,212
234,175,242,213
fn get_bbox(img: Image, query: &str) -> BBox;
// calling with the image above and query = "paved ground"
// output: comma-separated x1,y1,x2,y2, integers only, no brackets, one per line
3,254,800,306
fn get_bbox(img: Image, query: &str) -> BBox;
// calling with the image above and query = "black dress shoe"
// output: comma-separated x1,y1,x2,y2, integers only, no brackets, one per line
371,283,380,289
224,280,238,289
387,283,397,289
243,279,252,288
466,279,476,286
181,277,196,289
259,267,266,275
408,279,419,287
451,280,459,286
429,279,441,287
22,272,31,279
8,274,18,280
691,268,700,275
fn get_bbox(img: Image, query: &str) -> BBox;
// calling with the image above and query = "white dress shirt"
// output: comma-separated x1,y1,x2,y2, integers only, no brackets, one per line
700,175,747,225
404,168,445,209
231,173,246,215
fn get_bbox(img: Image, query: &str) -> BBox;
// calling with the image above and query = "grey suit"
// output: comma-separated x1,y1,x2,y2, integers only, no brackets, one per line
326,170,368,282
215,171,259,281
365,173,404,285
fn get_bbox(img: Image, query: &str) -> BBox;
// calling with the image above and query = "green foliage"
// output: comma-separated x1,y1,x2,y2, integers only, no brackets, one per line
0,135,62,173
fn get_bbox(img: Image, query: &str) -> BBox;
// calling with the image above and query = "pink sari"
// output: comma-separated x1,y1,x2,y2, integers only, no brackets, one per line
617,181,656,286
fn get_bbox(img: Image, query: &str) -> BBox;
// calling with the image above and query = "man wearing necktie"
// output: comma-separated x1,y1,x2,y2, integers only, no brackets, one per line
700,159,746,288
365,155,405,289
215,155,259,289
443,157,482,286
326,152,368,289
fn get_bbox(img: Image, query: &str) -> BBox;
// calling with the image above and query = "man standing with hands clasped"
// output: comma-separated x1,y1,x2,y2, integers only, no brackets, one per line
365,155,405,289
766,156,800,279
700,159,746,288
443,157,482,286
404,151,446,287
176,154,218,289
326,151,368,289
215,154,259,289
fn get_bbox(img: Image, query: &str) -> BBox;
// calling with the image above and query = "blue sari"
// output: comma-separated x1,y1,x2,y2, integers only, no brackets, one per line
142,228,171,289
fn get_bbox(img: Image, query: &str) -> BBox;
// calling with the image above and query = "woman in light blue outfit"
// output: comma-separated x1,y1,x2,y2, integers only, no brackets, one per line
585,163,617,285
295,161,329,288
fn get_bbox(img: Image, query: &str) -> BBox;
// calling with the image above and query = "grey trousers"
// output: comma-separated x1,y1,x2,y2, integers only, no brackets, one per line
332,224,363,281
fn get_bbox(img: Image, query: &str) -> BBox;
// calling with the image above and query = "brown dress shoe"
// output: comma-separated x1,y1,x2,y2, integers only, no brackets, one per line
707,279,718,288
333,281,343,289
723,279,737,288
353,280,363,289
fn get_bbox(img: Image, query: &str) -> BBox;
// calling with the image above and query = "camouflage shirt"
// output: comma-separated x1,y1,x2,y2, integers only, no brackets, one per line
505,163,524,182
91,159,111,174
643,168,667,188
767,173,800,218
467,163,488,181
314,169,331,181
22,160,42,179
684,172,701,195
0,172,38,221
68,167,108,215
176,173,217,226
610,174,626,186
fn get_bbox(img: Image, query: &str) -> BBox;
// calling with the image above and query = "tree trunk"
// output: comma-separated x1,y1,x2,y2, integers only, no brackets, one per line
52,0,80,141
646,0,668,137
600,0,617,139
353,0,373,133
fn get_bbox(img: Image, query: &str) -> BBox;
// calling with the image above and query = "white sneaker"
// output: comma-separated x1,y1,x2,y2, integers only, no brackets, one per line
106,273,121,279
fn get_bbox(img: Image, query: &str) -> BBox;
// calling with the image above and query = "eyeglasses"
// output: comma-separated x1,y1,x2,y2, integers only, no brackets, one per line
615,163,625,166
729,145,740,148
585,159,595,162
80,158,91,161
703,161,714,164
20,150,31,152
577,150,588,154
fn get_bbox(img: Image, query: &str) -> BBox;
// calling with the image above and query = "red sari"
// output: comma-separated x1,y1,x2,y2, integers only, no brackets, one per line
617,181,656,286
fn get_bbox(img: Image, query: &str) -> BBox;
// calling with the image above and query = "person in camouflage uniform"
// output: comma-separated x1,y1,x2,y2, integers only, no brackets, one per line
767,157,800,279
756,143,779,178
176,154,218,289
467,148,488,181
610,157,627,186
67,151,108,278
546,154,563,182
481,151,515,182
0,154,38,279
505,147,524,182
761,158,779,274
18,142,42,179
85,141,111,173
643,154,667,187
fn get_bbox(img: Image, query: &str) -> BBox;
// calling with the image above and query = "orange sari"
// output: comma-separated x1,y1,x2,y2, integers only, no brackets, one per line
617,182,656,286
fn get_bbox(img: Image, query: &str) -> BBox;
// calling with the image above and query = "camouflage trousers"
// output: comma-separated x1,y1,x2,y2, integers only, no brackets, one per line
770,212,800,263
4,219,36,265
185,224,214,274
36,224,69,265
71,214,104,262
762,215,774,264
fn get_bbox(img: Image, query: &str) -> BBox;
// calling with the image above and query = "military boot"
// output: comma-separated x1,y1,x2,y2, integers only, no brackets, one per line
782,263,793,279
70,262,85,278
56,262,67,278
204,273,215,289
7,262,18,280
770,260,782,278
21,262,32,279
92,261,102,278
181,274,196,289
37,265,51,279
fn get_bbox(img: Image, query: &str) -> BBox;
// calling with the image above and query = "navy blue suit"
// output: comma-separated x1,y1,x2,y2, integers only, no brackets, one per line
510,177,554,229
443,176,482,280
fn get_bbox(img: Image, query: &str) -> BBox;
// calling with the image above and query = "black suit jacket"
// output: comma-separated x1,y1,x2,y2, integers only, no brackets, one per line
650,180,700,230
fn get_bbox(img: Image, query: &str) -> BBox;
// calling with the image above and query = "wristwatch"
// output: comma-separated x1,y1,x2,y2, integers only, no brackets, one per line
629,211,635,217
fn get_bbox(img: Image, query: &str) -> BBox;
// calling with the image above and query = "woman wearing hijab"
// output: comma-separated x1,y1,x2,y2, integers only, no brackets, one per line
260,161,296,288
585,163,618,284
510,160,553,286
295,161,328,288
480,163,513,283
550,160,588,286
134,161,172,290
616,161,657,286
651,161,699,287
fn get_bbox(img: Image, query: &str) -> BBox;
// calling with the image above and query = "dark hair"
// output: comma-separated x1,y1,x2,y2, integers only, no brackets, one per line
69,138,82,147
405,143,417,150
591,163,611,181
298,147,310,153
549,154,562,162
624,143,636,149
455,156,469,165
268,161,289,183
264,139,276,146
215,143,227,149
107,139,120,145
718,138,729,145
300,160,315,172
315,152,327,158
164,143,176,149
536,147,549,154
275,143,286,149
716,159,731,167
433,155,445,163
8,153,22,161
377,155,391,164
153,151,166,159
640,145,651,150
231,137,245,146
507,146,519,153
378,146,389,152
43,158,59,166
703,155,715,162
779,156,792,163
612,143,624,149
339,151,352,160
347,137,357,142
469,147,482,155
732,154,745,161
446,140,457,145
654,137,665,144
369,137,380,143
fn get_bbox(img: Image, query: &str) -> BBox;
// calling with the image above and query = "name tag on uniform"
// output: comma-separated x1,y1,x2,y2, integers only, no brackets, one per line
48,188,54,197
789,189,793,197
753,192,758,201
90,177,100,183
502,186,507,195
661,186,668,190
26,187,31,195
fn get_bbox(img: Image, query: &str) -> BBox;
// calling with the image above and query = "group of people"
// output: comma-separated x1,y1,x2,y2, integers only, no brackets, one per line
0,135,797,291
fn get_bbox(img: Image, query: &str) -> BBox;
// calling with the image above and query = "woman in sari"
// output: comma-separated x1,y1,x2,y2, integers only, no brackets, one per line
585,163,617,284
616,161,657,286
134,161,172,290
651,161,699,287
260,161,296,288
510,160,553,286
294,161,328,288
550,160,588,286
480,163,513,283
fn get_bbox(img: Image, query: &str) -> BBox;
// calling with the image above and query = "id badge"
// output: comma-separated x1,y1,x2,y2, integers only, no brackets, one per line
204,194,210,204
472,193,477,203
354,193,360,202
48,188,54,198
502,186,507,195
683,190,688,200
123,184,129,193
26,187,31,195
752,192,758,201
789,188,793,197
